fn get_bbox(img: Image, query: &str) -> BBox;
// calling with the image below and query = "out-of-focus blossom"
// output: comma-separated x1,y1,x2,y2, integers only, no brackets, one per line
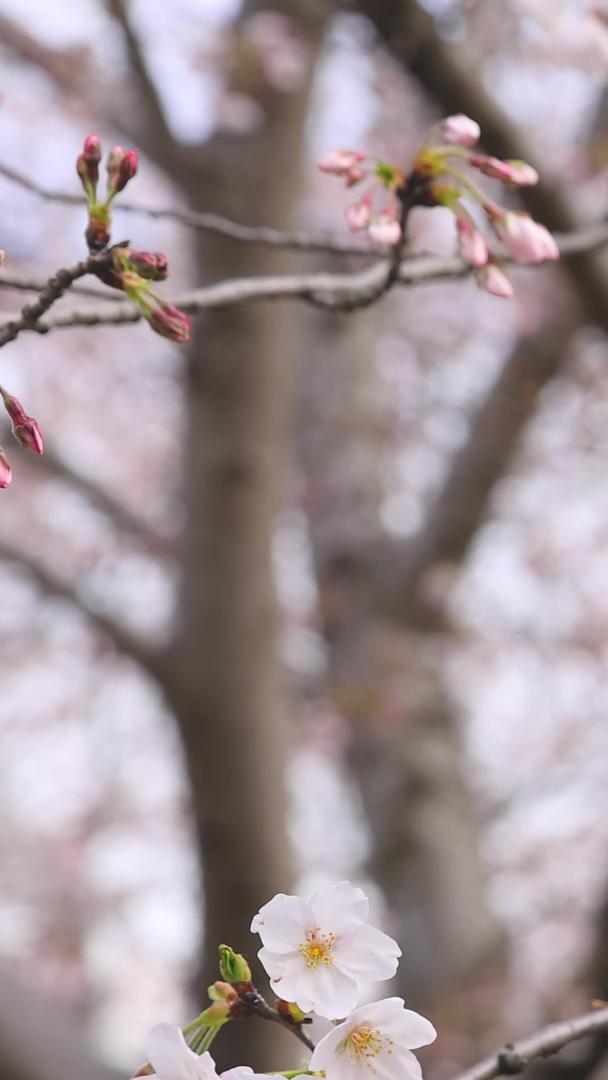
439,113,481,147
456,216,489,267
0,447,12,489
346,196,372,232
251,881,401,1019
141,1024,269,1080
318,150,368,181
491,210,559,263
368,213,402,246
309,998,437,1080
1,391,44,454
470,155,539,186
475,262,514,298
148,301,191,343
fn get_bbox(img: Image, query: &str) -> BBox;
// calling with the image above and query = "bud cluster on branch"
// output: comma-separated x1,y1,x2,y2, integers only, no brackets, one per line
319,113,559,298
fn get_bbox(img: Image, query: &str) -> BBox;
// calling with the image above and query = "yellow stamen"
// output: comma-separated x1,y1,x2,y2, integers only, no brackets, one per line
298,928,336,969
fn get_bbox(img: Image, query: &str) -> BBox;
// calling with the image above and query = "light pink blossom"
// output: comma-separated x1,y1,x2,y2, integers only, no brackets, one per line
470,155,539,186
456,217,489,267
318,149,367,177
492,211,559,263
368,213,402,246
0,447,12,489
345,196,372,232
439,113,480,147
475,262,514,299
141,1024,271,1080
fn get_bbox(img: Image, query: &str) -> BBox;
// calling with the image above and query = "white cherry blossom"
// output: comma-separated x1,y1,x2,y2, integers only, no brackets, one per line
141,1024,267,1080
250,881,401,1019
309,997,437,1080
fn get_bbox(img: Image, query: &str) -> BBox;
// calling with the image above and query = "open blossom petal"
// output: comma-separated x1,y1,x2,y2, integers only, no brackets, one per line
346,198,372,232
333,923,401,981
439,113,480,147
251,882,400,1019
251,893,311,951
310,998,436,1080
143,1026,216,1080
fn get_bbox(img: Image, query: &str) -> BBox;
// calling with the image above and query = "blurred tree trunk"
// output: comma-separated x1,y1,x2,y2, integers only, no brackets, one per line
166,4,336,1067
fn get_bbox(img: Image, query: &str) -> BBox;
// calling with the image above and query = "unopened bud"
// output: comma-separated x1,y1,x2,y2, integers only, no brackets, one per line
1,392,44,454
218,944,252,984
86,205,111,251
127,251,169,281
77,133,102,197
147,301,191,343
0,447,12,489
106,146,138,196
208,980,239,1003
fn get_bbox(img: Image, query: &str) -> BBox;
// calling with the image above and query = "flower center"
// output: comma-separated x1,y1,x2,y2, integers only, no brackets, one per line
299,928,336,968
344,1025,391,1066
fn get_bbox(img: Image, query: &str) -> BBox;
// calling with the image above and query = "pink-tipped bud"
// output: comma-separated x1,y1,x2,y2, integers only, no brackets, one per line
492,211,559,263
118,150,138,190
475,262,514,299
148,302,191,343
470,154,539,187
1,392,44,454
76,133,102,195
127,251,169,281
106,146,138,195
0,447,12,489
439,113,481,147
318,149,367,178
345,195,372,232
456,216,489,267
368,211,402,246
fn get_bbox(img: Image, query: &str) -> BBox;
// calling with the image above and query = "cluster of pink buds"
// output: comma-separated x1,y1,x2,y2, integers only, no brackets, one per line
76,134,139,251
319,113,559,298
319,149,405,246
0,389,44,489
96,246,190,343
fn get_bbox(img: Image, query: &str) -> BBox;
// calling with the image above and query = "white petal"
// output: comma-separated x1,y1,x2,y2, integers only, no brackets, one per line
309,1018,350,1071
380,1048,423,1080
392,1009,437,1049
270,963,316,1012
143,1025,201,1080
195,1054,223,1080
250,894,312,951
221,1069,255,1080
308,882,369,935
257,946,293,979
333,924,400,981
307,965,358,1020
341,998,406,1029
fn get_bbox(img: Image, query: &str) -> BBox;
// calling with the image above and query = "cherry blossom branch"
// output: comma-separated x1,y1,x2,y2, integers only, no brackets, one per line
0,163,374,257
453,1006,608,1080
233,988,315,1053
0,251,113,349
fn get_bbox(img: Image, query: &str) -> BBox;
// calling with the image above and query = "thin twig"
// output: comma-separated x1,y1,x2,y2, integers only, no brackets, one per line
0,162,376,258
0,272,124,300
237,989,315,1054
0,251,112,348
453,1006,608,1080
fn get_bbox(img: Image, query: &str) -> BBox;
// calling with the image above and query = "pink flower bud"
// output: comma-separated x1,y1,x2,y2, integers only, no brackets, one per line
345,195,372,232
0,447,12,489
1,392,44,454
368,212,402,246
106,146,138,195
318,149,367,176
439,113,481,147
148,302,191,343
456,216,489,267
492,211,559,263
127,251,169,281
475,262,514,299
76,133,102,195
470,154,539,186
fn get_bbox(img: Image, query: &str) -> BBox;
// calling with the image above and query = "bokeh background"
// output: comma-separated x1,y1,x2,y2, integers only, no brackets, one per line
1,1,608,1078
